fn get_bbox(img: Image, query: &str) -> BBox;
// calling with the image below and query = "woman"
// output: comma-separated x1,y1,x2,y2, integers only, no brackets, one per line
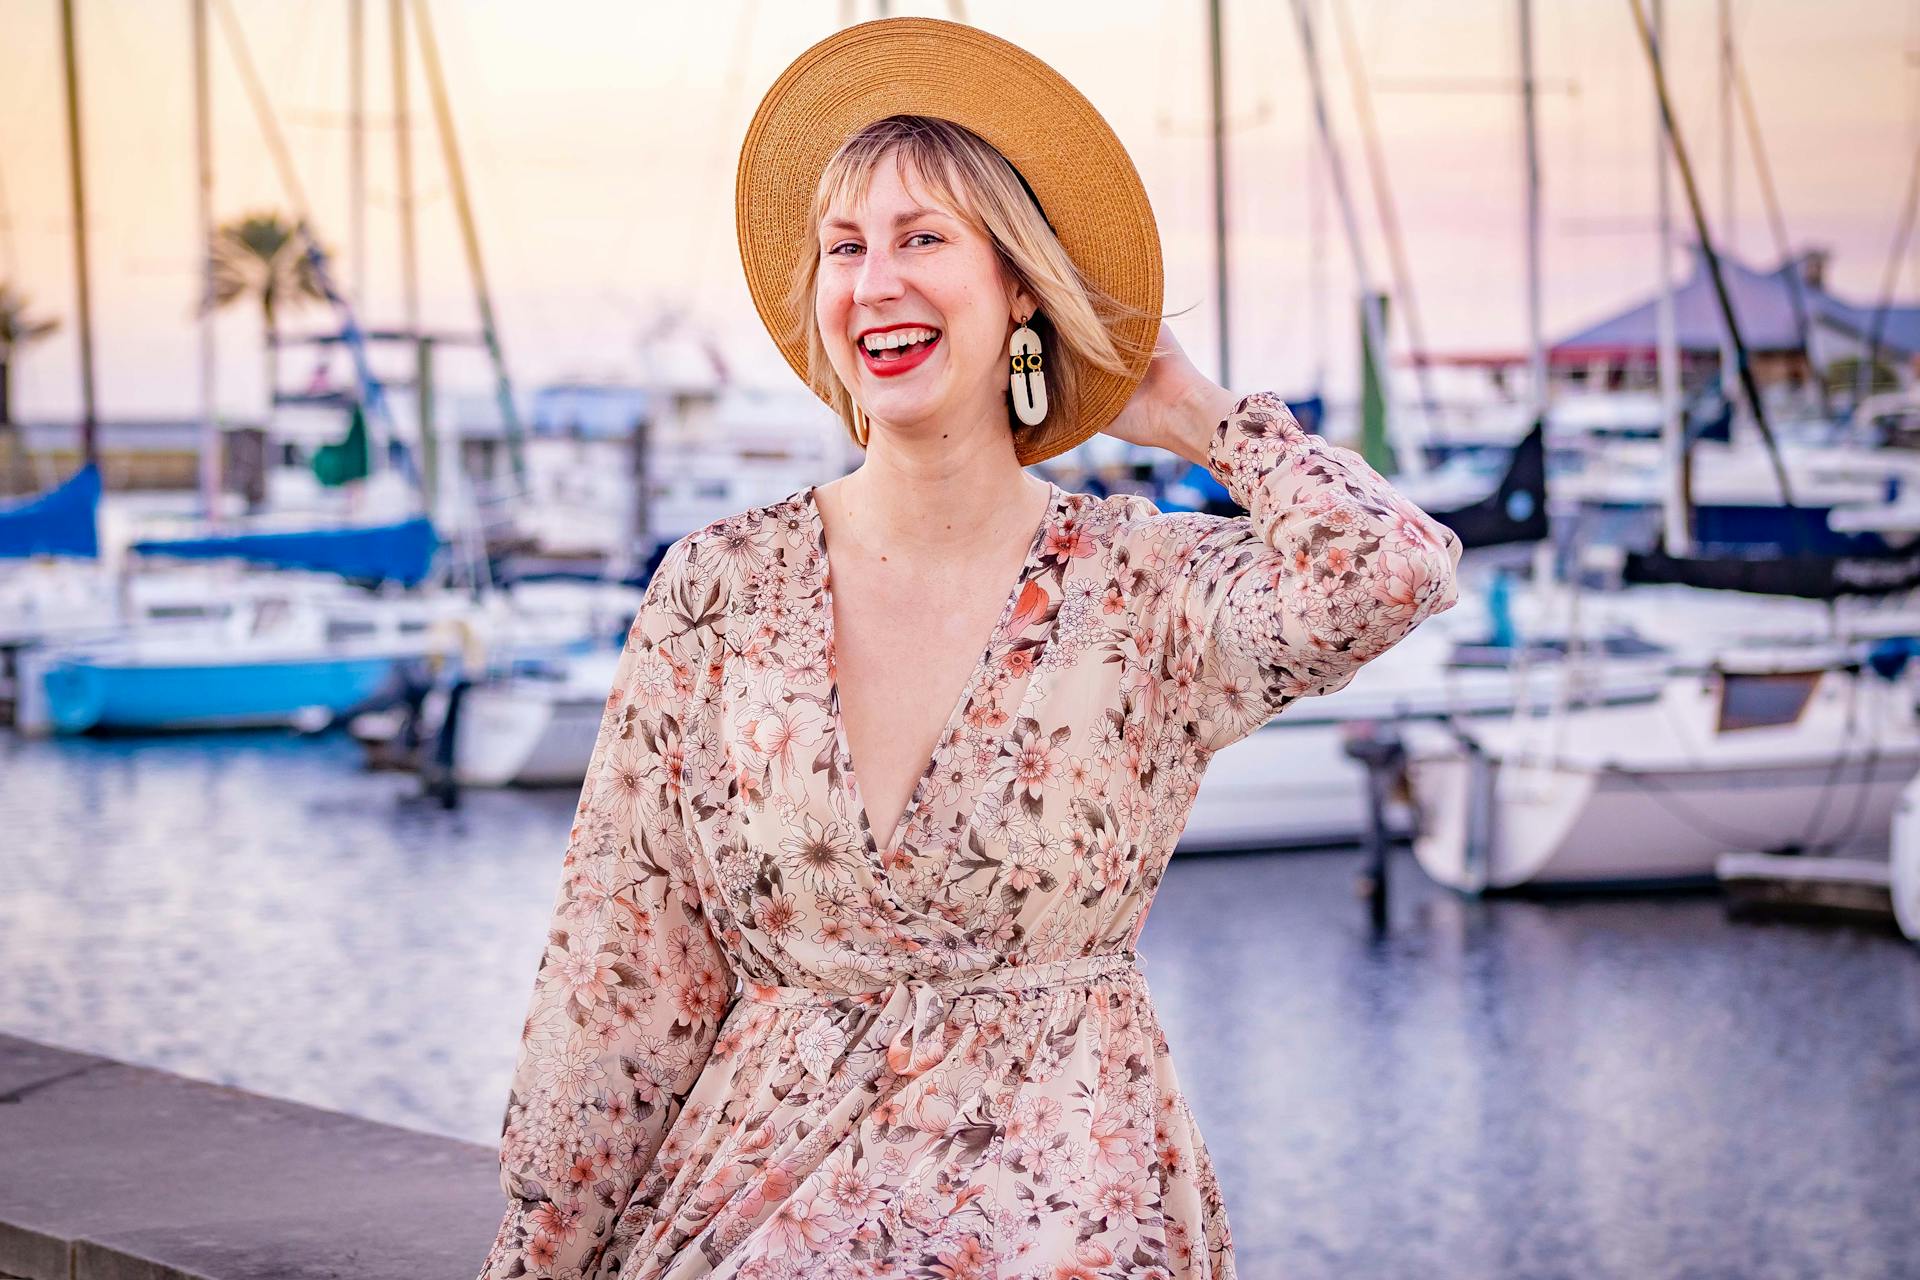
480,18,1460,1280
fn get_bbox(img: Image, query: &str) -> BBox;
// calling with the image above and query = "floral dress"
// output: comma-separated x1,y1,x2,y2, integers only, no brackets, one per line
478,392,1463,1280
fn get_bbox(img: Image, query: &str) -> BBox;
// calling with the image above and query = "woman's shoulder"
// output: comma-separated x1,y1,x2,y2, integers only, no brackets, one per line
1059,482,1245,562
641,488,815,622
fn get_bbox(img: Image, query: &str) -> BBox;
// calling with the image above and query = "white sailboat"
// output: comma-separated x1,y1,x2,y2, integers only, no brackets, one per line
1406,645,1920,890
1893,774,1920,945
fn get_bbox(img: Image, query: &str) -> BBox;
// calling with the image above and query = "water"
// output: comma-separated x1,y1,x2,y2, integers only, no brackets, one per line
3,729,1916,1279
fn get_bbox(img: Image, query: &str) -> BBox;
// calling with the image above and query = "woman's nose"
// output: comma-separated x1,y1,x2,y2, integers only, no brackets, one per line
852,247,904,306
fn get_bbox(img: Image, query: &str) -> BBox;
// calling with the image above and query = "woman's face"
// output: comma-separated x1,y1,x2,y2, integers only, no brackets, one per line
814,155,1032,442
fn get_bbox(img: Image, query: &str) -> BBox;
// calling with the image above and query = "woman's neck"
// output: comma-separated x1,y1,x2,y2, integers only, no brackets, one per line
821,449,1050,563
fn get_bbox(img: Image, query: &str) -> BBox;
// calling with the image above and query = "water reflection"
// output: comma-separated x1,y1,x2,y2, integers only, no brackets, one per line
2,730,1915,1277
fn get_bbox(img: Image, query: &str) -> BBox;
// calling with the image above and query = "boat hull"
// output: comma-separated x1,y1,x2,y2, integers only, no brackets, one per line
41,653,410,733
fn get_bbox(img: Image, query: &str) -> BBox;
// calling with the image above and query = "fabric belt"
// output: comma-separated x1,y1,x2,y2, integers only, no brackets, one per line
738,949,1146,1082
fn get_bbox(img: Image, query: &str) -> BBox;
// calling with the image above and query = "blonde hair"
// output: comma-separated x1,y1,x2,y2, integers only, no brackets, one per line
782,114,1162,456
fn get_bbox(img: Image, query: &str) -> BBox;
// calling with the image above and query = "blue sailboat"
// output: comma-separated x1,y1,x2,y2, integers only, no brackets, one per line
0,462,100,560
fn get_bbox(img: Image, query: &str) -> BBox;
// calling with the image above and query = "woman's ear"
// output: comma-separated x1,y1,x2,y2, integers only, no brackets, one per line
1008,280,1038,327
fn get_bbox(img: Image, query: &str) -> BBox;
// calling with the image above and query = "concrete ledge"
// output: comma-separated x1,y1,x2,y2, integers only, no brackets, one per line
0,1033,503,1280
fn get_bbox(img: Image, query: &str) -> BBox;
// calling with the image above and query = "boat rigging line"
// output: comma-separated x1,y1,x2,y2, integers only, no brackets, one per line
1626,0,1797,518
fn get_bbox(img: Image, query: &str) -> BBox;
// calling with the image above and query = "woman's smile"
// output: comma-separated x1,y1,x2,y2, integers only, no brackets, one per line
858,329,942,377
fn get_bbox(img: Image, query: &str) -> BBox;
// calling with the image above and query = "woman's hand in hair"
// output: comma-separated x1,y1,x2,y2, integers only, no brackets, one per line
1099,321,1239,467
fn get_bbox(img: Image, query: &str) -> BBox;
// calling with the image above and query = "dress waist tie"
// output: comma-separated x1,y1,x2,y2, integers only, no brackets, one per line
738,949,1146,1083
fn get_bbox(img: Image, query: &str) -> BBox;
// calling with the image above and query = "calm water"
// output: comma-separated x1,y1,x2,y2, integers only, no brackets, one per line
2,727,1916,1279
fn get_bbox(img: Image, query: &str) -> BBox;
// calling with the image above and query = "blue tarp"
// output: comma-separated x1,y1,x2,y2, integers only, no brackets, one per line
0,463,100,559
131,514,440,587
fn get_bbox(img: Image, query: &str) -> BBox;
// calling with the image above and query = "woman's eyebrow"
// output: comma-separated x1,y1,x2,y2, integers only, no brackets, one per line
822,205,954,234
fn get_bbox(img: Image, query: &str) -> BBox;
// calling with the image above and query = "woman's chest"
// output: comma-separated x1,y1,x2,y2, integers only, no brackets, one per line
697,561,1147,909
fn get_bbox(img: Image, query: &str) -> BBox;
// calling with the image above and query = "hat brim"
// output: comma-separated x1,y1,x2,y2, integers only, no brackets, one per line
735,16,1164,467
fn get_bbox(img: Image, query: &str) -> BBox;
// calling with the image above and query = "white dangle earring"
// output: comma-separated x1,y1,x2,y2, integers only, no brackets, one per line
1009,314,1049,427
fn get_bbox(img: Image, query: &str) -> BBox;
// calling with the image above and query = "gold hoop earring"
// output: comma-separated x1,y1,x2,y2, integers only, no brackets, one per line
850,401,870,449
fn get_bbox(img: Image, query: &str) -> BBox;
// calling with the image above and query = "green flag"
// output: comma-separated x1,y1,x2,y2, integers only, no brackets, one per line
313,401,370,487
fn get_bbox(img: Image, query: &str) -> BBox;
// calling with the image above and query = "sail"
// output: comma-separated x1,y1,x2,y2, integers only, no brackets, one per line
1429,419,1550,550
1622,541,1920,599
0,463,100,559
312,402,371,487
130,514,439,587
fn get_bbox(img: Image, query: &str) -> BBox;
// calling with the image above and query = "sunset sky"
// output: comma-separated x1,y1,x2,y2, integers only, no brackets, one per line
1,0,1915,425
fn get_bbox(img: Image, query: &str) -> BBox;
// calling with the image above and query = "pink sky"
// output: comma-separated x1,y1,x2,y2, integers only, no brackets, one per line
1,0,1914,423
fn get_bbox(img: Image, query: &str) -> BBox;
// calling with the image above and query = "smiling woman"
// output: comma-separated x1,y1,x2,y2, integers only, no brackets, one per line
478,17,1459,1280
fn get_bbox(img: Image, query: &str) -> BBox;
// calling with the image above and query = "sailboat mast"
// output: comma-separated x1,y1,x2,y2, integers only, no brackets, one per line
1519,0,1546,429
1651,0,1688,554
389,0,429,504
409,0,527,496
1209,0,1231,387
1716,0,1736,409
347,0,377,480
58,0,98,468
1628,0,1793,515
1287,0,1421,475
390,0,419,338
193,0,219,521
1333,0,1441,439
349,0,367,317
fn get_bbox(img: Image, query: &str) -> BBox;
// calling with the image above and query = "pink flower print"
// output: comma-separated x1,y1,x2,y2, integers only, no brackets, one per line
822,1149,887,1225
528,1197,584,1247
1375,548,1440,624
1387,495,1447,554
1003,845,1048,894
630,646,678,704
1093,1175,1151,1226
1088,1108,1144,1176
738,1163,798,1220
929,1235,991,1279
1042,518,1098,564
564,863,621,921
596,737,650,834
744,700,830,781
794,1012,847,1080
1006,726,1066,803
901,1080,960,1133
778,812,860,891
752,890,803,940
762,1188,838,1259
526,1232,561,1269
535,1040,608,1104
543,935,623,1012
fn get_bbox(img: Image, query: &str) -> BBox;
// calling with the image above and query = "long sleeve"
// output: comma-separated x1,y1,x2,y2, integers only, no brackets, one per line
1138,390,1463,753
479,538,735,1280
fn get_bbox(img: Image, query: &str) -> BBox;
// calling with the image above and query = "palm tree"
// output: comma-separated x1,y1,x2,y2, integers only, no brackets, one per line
0,283,60,495
204,212,328,423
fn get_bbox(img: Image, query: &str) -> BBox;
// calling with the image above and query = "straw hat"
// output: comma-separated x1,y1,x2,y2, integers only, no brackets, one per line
734,16,1164,466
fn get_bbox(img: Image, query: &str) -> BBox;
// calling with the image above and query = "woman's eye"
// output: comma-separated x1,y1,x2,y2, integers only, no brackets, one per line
825,233,941,257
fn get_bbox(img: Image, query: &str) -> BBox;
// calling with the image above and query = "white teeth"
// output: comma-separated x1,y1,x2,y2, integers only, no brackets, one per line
861,327,939,353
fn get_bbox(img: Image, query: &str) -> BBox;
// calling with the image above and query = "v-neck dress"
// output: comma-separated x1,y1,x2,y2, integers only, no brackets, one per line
478,391,1463,1280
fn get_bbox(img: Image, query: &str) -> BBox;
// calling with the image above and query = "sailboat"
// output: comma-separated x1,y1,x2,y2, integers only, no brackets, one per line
1175,0,1661,853
1403,0,1920,892
1894,776,1920,945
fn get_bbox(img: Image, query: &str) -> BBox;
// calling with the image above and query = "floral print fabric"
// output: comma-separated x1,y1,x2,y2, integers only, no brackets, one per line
479,391,1463,1279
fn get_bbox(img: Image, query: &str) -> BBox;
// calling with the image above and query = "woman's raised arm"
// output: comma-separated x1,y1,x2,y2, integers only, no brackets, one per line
1127,390,1463,753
